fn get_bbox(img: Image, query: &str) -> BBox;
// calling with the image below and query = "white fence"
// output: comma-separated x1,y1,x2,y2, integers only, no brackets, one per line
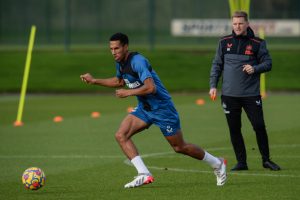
171,19,300,37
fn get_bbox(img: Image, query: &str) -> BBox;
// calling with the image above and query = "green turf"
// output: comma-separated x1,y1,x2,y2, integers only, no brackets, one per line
0,93,299,200
0,48,300,93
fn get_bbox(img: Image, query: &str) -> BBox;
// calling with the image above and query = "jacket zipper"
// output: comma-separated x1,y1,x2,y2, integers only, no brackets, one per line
237,38,241,54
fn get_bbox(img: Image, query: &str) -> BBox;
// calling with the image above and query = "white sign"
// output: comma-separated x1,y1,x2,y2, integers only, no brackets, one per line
171,19,300,37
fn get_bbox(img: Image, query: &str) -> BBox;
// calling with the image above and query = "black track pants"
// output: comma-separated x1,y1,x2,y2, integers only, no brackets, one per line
221,95,270,164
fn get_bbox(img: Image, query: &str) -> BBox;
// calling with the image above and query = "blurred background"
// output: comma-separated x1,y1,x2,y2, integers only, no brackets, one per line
0,0,299,93
1,0,300,50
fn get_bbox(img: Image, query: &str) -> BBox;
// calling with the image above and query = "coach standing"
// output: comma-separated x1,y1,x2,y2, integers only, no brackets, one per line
209,11,280,171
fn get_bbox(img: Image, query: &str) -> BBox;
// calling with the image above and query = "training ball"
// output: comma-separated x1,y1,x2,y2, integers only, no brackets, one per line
22,167,46,190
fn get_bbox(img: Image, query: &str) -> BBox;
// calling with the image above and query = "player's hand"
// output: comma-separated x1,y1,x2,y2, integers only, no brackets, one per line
80,73,95,84
209,88,217,101
242,64,254,74
115,89,131,98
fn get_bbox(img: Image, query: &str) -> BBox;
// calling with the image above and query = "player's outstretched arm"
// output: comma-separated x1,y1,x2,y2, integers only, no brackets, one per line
116,77,156,98
80,73,124,88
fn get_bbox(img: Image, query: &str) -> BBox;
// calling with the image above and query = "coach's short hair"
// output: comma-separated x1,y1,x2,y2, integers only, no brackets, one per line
110,33,129,46
232,11,248,22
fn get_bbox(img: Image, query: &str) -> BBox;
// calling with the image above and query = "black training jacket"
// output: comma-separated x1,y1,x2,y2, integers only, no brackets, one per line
210,27,272,97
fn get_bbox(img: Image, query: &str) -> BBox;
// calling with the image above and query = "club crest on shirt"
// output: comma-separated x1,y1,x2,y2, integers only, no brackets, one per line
124,79,141,89
226,43,233,51
245,44,253,55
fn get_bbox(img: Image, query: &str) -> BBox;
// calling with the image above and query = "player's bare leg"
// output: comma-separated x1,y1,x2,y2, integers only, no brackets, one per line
165,130,227,186
165,130,207,159
115,114,147,159
115,114,154,188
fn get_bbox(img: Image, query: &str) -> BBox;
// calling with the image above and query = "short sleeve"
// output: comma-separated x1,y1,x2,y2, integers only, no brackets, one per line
131,56,152,82
115,63,122,78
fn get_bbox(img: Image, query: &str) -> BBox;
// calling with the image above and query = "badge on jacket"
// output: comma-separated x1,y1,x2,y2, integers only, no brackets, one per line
227,43,232,51
245,44,253,55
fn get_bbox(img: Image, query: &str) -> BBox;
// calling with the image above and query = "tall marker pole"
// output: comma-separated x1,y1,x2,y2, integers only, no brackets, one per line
229,0,239,16
14,25,36,127
228,0,250,15
228,0,267,98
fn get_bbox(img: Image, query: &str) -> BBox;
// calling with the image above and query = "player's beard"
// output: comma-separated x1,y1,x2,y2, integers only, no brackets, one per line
115,51,129,63
113,53,123,62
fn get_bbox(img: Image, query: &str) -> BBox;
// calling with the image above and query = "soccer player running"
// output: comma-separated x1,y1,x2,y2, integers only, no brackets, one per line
80,32,226,188
209,11,280,171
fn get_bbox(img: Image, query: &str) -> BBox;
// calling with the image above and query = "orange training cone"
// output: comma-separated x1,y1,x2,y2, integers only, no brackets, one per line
195,98,205,105
91,111,101,118
14,121,24,127
53,116,63,122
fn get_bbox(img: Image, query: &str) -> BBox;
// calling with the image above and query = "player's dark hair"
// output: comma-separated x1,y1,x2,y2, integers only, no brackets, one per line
110,33,129,46
232,11,248,22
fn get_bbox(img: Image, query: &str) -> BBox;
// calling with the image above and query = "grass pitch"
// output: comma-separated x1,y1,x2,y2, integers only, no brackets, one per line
0,48,300,93
0,93,299,200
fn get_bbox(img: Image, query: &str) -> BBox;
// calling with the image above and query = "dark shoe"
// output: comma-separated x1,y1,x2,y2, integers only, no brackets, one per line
231,163,248,171
263,160,281,171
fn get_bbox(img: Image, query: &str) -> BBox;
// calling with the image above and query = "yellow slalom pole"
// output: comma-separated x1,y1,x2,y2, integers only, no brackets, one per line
229,0,251,16
240,0,250,14
258,27,267,99
14,25,36,127
229,0,238,16
244,0,251,14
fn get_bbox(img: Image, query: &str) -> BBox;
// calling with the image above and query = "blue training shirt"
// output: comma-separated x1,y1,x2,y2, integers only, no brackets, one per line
115,52,171,110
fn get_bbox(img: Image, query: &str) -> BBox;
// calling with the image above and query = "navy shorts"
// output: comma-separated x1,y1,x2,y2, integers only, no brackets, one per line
130,100,181,136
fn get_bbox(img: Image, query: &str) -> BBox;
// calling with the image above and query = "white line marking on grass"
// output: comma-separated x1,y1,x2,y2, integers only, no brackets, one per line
146,166,300,178
124,158,300,179
0,151,175,160
2,153,299,159
1,142,300,179
1,149,299,178
205,144,300,152
122,146,300,179
0,143,299,159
